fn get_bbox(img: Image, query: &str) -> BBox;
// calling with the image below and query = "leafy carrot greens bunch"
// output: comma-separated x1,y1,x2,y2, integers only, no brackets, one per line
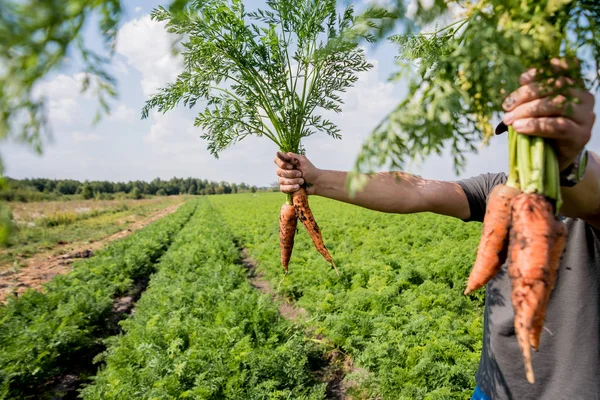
143,0,396,274
350,0,600,384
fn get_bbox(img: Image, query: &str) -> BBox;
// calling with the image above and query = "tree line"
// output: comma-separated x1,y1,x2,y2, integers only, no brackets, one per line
2,177,269,202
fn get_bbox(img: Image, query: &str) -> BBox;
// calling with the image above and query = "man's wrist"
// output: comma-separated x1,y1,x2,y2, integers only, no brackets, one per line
307,170,323,195
560,149,588,187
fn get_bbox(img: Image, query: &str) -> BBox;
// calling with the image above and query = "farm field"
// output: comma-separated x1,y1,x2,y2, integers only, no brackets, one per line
0,193,486,399
1,196,187,269
209,193,486,399
0,200,197,398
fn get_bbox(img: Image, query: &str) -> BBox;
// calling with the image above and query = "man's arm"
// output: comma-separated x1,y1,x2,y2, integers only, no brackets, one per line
560,151,600,229
274,152,471,220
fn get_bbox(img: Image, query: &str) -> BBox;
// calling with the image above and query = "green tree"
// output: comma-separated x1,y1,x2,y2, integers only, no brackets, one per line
81,184,94,200
130,187,143,200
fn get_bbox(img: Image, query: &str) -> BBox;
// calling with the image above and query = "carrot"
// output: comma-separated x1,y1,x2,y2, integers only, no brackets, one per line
279,203,298,273
508,193,556,384
464,184,520,295
292,188,339,275
529,219,567,350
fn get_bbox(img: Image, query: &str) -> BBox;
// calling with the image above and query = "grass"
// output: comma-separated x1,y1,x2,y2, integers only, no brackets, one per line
1,197,188,268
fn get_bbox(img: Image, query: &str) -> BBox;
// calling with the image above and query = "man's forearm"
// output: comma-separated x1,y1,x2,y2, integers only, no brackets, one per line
560,151,600,226
312,169,469,218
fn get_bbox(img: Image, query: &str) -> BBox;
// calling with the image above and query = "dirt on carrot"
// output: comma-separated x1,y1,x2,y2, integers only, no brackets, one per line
508,193,557,384
529,219,567,351
279,203,297,273
292,188,338,275
465,184,521,295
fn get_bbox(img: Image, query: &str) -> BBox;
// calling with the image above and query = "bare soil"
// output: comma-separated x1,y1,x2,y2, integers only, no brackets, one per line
0,202,184,302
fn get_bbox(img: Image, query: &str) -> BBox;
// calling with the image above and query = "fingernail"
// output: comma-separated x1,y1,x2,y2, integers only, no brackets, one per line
502,96,515,109
294,185,300,191
295,171,302,177
299,179,304,185
503,112,514,124
513,119,525,130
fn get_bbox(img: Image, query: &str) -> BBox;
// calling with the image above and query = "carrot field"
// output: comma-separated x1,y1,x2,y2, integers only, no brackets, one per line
0,194,486,399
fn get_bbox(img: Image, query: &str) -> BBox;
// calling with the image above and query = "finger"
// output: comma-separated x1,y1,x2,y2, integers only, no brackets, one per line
503,77,576,111
503,94,591,125
519,58,581,85
279,177,304,186
277,151,291,162
274,156,294,170
277,168,302,179
519,68,537,85
512,117,581,140
286,152,300,167
280,184,301,193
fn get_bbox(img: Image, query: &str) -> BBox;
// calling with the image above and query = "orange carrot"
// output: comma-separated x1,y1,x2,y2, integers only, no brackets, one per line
529,219,567,350
292,188,339,275
508,193,556,384
279,203,298,273
465,184,520,295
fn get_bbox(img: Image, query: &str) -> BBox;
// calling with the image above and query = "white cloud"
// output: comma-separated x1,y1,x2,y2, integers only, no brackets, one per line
32,73,93,125
135,6,142,12
116,15,183,97
108,103,137,122
72,131,101,142
145,109,204,154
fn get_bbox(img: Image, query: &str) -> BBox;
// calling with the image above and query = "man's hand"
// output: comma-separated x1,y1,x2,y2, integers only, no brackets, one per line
501,58,595,170
274,152,321,194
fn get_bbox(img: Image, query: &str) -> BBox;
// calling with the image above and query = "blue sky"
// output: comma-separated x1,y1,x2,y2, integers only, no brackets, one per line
2,0,598,186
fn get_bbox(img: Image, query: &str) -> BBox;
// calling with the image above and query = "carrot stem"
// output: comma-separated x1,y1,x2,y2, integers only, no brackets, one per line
529,136,545,194
286,192,293,205
517,133,532,193
507,127,519,188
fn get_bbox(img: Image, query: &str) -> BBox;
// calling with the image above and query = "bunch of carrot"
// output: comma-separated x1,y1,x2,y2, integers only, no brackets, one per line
464,127,566,384
280,177,338,275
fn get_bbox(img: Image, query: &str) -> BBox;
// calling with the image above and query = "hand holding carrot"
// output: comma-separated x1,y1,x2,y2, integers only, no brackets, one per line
274,152,320,194
501,58,595,170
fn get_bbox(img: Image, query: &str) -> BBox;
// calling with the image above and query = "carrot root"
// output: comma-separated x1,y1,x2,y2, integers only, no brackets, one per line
292,188,339,275
508,193,558,384
465,184,520,295
529,219,567,350
279,203,298,273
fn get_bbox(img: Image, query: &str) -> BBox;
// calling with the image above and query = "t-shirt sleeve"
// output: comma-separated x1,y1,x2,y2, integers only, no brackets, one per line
456,172,507,223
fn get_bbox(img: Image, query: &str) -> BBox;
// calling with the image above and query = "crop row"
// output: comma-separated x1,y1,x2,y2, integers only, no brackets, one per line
0,201,197,399
210,193,486,399
81,200,328,399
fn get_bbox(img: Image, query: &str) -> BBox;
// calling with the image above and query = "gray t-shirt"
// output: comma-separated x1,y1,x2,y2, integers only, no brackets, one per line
457,172,600,400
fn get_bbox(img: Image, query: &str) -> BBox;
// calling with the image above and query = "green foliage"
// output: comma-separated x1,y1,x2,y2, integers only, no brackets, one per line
0,0,121,153
353,0,600,178
82,200,326,399
129,187,143,200
0,201,197,398
210,193,485,399
142,0,374,154
81,184,94,200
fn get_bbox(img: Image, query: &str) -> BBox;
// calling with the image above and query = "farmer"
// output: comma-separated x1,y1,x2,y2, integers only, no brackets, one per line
274,59,599,399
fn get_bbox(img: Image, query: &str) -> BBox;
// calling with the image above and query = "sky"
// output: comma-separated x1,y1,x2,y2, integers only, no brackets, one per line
2,0,599,187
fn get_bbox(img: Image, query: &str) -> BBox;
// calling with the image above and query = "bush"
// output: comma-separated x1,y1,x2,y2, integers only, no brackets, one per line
129,187,143,200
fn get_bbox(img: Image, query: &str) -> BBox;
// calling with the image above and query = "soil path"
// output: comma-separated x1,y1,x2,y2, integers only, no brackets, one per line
0,202,184,302
239,249,364,400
